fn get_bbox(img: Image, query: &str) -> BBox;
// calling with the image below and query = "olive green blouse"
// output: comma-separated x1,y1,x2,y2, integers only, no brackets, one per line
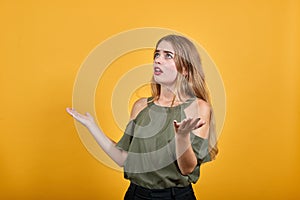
116,97,211,189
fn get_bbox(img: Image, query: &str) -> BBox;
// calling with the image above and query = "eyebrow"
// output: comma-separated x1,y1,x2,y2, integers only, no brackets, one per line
154,49,174,54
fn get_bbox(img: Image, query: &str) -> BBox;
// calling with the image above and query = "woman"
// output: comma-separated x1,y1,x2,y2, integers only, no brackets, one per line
66,34,218,200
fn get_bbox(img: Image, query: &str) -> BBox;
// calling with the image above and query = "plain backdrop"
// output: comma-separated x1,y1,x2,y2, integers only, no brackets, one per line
1,0,299,199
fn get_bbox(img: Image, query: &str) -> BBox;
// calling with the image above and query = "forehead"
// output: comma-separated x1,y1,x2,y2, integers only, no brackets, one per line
156,40,174,53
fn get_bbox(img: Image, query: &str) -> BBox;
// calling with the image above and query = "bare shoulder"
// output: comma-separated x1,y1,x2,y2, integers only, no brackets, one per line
191,99,212,138
130,97,148,120
184,98,211,120
196,99,211,115
193,98,211,124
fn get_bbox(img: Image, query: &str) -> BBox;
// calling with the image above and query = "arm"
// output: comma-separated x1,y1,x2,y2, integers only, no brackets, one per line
174,99,211,175
66,108,128,167
66,98,147,167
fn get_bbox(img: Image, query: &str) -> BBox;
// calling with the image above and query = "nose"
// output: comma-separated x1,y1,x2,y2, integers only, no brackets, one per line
154,55,163,64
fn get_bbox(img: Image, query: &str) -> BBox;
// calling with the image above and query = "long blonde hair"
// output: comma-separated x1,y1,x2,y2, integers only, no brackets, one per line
151,34,218,160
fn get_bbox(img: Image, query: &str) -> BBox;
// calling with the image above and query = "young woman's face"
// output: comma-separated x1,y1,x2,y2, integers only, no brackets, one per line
153,40,178,88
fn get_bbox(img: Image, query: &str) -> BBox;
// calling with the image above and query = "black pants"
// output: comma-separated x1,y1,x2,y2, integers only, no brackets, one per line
124,182,197,200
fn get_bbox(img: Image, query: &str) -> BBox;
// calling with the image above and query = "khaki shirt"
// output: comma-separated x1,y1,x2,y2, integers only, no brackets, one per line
116,97,210,189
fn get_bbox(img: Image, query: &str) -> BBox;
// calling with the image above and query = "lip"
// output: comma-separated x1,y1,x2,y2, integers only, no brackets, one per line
154,66,163,75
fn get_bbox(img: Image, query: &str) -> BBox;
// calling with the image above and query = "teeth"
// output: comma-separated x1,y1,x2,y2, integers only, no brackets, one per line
155,67,162,72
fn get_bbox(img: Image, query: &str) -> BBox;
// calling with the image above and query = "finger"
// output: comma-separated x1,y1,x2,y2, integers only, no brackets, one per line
173,120,180,132
66,107,75,116
181,118,198,130
180,118,192,129
194,119,206,129
173,120,180,128
86,112,94,120
179,118,201,130
188,118,200,129
67,108,84,119
86,112,94,118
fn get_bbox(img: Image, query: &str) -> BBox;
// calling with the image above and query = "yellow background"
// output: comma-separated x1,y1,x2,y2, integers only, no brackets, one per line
1,0,299,199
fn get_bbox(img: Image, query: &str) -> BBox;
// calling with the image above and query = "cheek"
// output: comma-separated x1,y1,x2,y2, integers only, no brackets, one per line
170,69,178,78
163,65,178,83
169,63,178,77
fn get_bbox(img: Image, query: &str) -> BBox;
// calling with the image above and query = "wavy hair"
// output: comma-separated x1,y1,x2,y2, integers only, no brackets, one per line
151,34,218,160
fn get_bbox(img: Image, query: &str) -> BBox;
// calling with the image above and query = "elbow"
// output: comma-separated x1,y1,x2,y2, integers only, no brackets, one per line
179,158,198,175
117,162,124,167
115,151,128,167
180,164,197,175
180,168,194,176
115,159,126,167
115,158,126,167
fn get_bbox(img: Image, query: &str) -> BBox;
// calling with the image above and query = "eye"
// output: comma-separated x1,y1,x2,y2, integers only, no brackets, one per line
154,52,160,59
165,53,173,59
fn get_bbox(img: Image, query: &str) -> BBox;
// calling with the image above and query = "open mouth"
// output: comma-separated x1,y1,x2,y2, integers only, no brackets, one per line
154,67,163,75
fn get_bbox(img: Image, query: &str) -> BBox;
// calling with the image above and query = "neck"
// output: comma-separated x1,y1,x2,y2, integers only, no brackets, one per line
158,85,191,106
160,86,176,101
157,85,177,107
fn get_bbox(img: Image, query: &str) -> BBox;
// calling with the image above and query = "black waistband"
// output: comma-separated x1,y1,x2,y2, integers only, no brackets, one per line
129,182,193,198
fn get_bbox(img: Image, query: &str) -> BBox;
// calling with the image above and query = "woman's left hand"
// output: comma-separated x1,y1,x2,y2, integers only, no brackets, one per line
173,118,206,136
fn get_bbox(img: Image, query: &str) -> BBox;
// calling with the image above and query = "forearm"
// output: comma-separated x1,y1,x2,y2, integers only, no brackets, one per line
87,124,127,167
175,133,197,175
66,108,128,166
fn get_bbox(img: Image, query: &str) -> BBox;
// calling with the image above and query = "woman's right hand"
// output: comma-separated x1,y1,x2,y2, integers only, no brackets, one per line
66,107,96,128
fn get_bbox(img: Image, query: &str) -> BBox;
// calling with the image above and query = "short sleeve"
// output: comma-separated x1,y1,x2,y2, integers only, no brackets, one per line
186,133,211,183
190,133,211,164
115,120,135,152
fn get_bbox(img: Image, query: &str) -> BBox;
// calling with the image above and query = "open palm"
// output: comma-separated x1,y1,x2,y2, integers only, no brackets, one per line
173,118,205,135
66,107,95,128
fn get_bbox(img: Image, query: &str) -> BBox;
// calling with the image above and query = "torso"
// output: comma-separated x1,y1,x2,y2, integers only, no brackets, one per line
122,97,206,189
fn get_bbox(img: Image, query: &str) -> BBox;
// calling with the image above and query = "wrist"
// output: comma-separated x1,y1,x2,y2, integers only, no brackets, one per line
86,121,98,131
175,132,190,141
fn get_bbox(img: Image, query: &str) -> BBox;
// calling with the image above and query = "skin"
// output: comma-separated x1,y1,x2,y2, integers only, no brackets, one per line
153,40,178,88
66,107,128,167
149,40,210,175
66,40,211,176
